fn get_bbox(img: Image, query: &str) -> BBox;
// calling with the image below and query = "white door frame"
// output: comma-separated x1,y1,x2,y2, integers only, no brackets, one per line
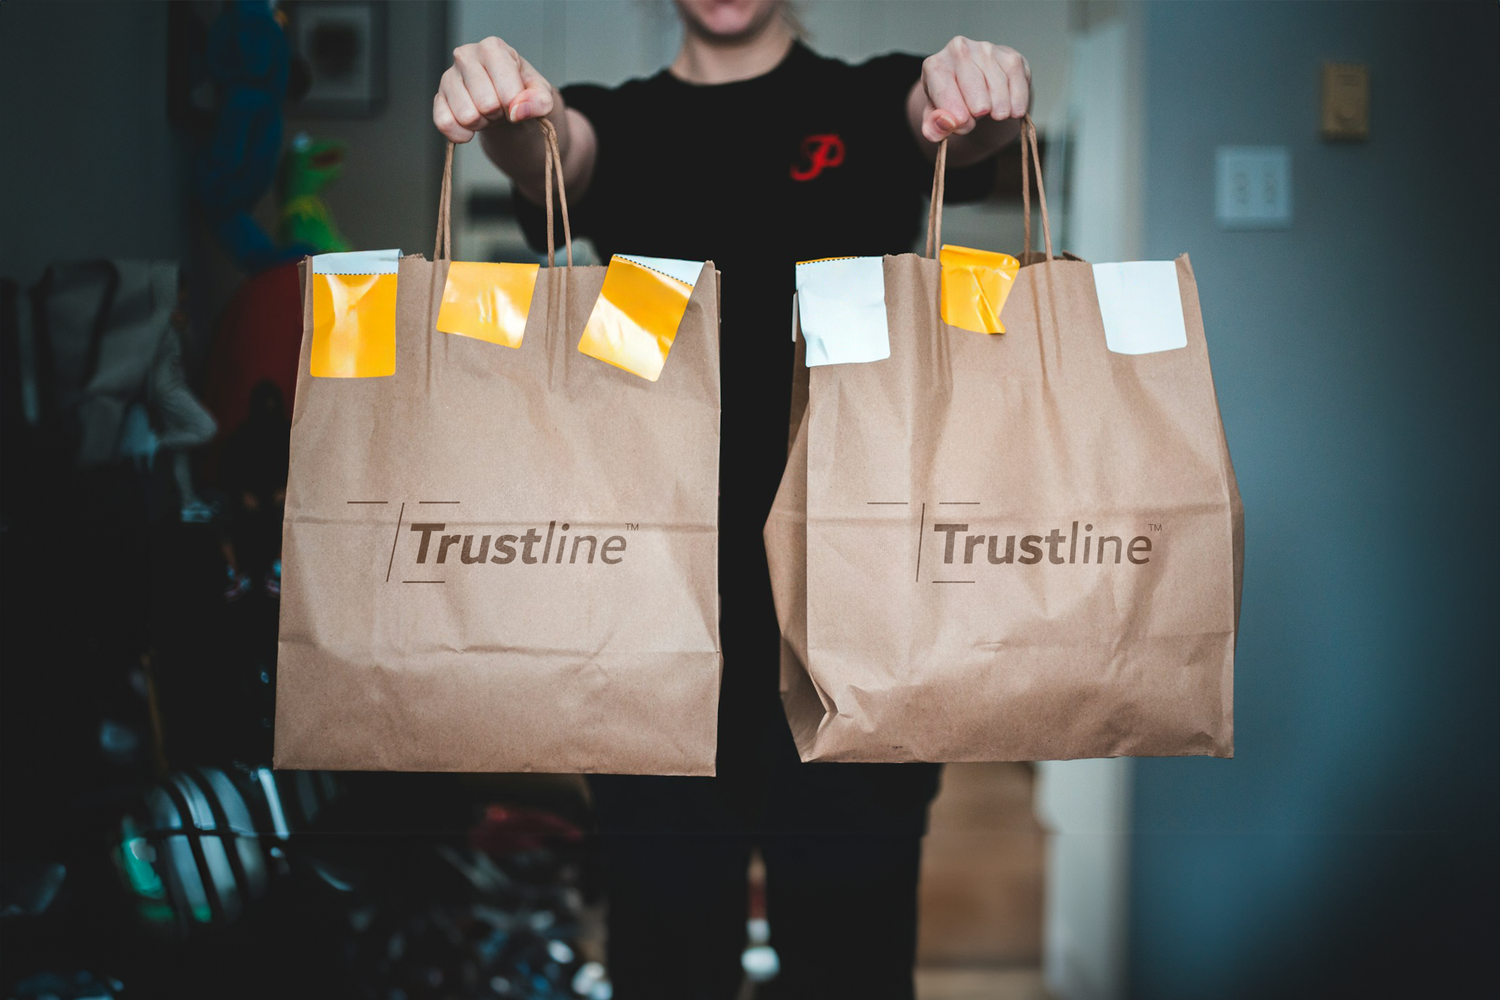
1035,7,1146,1000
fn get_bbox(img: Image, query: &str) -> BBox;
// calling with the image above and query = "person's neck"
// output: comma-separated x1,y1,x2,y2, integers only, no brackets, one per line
670,19,795,85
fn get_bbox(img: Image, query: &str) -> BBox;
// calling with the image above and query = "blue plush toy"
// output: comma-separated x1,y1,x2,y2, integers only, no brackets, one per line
194,1,313,271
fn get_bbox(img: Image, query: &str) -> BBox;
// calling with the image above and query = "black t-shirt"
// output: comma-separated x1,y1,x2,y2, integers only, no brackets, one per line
516,42,997,709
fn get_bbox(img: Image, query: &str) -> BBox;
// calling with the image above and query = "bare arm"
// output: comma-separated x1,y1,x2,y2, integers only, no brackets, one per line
906,36,1031,167
433,36,598,204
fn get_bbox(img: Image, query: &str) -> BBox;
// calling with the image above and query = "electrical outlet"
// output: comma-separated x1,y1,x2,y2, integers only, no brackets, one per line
1215,147,1292,229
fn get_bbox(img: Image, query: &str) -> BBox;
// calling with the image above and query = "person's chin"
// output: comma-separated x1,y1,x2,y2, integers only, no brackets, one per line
681,0,775,43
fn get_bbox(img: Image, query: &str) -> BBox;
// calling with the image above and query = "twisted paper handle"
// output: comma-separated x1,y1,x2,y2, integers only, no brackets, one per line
434,118,574,267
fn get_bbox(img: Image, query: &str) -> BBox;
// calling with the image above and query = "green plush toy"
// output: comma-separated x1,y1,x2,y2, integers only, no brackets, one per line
277,132,351,254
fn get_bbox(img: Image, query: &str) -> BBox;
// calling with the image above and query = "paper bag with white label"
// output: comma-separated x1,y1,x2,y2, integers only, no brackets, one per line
765,117,1242,762
277,124,723,774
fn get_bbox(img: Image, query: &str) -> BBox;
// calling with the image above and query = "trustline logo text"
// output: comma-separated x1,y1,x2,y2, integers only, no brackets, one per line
933,521,1153,565
409,521,628,566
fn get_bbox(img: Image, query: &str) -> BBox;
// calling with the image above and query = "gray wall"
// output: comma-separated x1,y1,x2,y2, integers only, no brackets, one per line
0,0,447,331
0,2,187,285
1128,3,1498,996
285,0,449,257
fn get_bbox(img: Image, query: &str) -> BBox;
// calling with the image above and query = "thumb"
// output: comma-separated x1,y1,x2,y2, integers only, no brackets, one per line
508,86,555,123
922,107,959,144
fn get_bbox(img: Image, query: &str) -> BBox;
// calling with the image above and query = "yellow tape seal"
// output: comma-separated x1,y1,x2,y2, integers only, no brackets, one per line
436,261,540,349
310,272,398,377
940,245,1020,335
577,256,695,382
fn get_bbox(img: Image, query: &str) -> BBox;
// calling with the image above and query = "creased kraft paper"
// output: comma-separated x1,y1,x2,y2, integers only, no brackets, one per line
765,253,1242,763
277,257,723,774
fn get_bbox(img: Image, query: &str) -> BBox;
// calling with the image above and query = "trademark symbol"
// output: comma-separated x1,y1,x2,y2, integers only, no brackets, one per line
1148,523,1162,532
626,523,638,531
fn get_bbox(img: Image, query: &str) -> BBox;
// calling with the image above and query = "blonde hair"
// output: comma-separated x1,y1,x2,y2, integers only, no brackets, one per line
782,1,809,40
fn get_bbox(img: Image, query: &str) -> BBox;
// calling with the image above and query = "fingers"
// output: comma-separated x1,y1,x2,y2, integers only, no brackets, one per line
953,53,993,121
475,35,539,120
433,37,555,139
920,107,945,145
457,41,507,122
507,56,555,122
921,56,972,142
922,37,1033,141
977,53,1012,122
989,45,1031,119
433,90,474,143
439,64,488,136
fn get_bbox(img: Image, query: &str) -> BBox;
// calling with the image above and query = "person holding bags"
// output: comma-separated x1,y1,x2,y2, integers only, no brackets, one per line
433,2,1032,996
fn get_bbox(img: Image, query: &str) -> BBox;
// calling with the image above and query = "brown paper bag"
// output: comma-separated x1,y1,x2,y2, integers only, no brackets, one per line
276,127,723,774
766,119,1242,762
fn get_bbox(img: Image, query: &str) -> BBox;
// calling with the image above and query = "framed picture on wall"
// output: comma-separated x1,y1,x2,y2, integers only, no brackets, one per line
290,0,387,118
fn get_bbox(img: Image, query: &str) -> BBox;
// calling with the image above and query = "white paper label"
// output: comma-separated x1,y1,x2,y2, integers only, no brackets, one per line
1092,261,1188,355
312,248,401,275
616,255,704,287
795,256,890,367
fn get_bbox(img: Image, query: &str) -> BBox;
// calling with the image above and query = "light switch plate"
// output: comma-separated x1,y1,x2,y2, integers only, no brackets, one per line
1321,62,1370,141
1215,147,1292,229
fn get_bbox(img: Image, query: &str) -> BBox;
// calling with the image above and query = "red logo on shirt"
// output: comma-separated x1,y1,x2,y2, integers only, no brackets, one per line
791,134,845,181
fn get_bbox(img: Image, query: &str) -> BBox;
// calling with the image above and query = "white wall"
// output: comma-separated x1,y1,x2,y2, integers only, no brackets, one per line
1032,7,1145,1000
1036,758,1133,1000
1060,7,1143,264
